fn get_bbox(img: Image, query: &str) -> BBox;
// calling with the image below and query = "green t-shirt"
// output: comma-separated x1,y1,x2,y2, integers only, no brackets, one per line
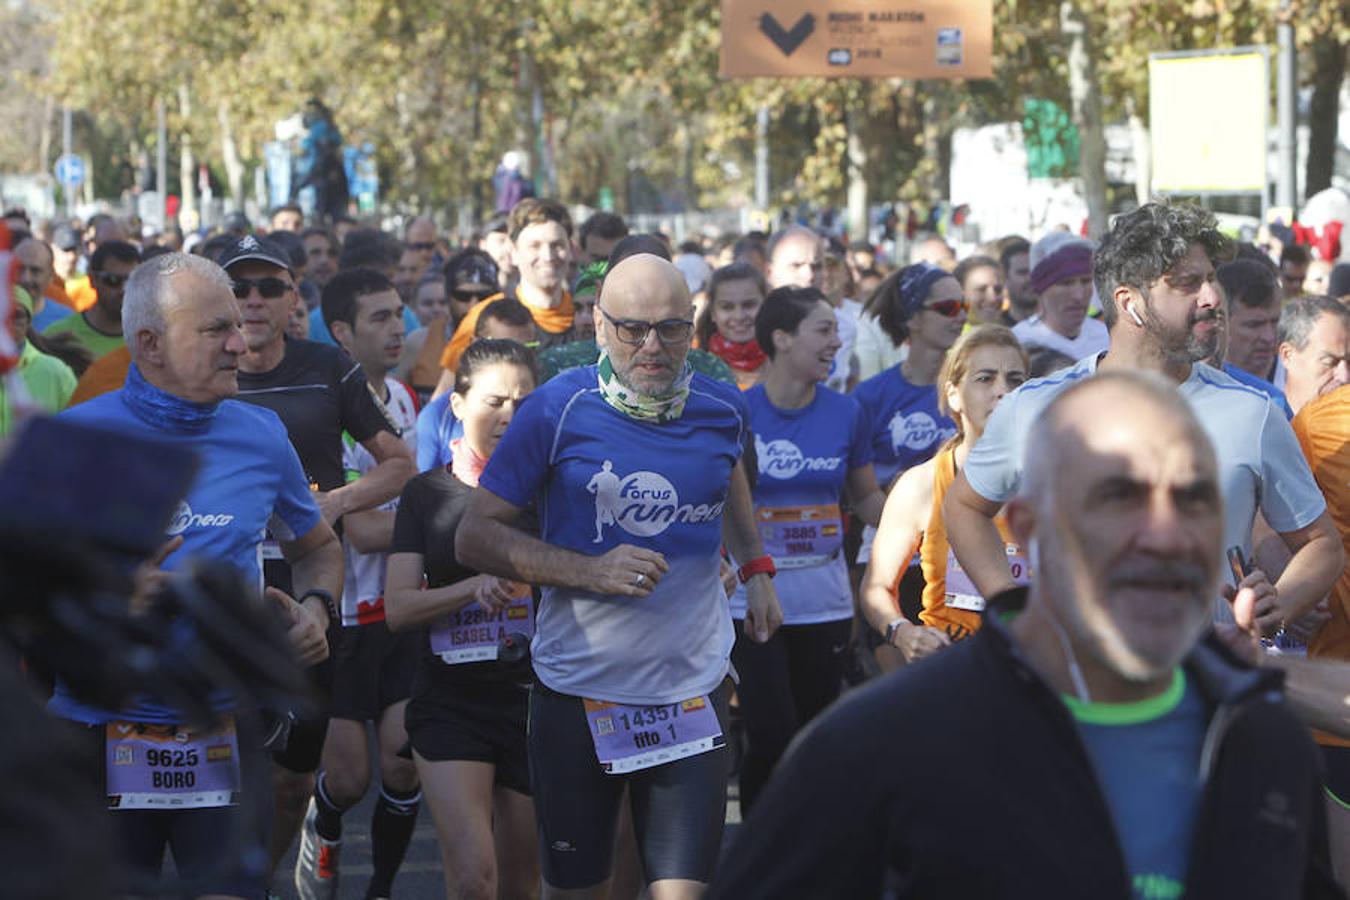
0,341,78,435
42,311,125,361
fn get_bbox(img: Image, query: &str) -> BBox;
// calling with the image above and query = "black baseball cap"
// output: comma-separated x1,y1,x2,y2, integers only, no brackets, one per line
444,250,498,289
217,234,293,273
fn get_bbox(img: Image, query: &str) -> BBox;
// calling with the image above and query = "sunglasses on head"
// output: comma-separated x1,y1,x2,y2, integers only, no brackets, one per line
94,271,129,287
924,299,968,318
452,288,497,305
231,277,292,300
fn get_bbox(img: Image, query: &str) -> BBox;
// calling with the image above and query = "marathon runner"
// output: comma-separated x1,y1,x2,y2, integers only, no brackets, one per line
860,325,1028,671
729,285,883,814
455,253,783,898
54,252,340,897
385,339,541,900
295,267,423,900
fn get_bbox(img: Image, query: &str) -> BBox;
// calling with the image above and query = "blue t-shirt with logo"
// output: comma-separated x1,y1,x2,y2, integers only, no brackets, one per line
852,366,956,488
731,385,871,624
49,390,322,725
480,365,748,706
415,389,463,472
1065,669,1207,900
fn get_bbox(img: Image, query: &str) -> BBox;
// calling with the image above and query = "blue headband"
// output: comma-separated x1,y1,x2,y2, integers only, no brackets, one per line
899,262,950,318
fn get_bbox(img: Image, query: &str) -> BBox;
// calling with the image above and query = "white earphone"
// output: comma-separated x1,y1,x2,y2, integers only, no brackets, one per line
1127,303,1144,327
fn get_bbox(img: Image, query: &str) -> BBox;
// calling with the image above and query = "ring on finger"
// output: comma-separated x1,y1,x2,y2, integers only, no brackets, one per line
634,573,647,588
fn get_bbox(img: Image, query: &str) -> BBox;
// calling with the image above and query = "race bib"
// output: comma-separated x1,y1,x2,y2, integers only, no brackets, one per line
757,504,843,570
106,717,241,810
430,583,534,664
945,543,1030,612
583,695,724,774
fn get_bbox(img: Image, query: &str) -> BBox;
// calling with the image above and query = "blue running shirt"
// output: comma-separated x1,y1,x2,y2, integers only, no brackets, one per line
50,390,322,724
852,366,956,489
731,385,871,624
480,365,749,706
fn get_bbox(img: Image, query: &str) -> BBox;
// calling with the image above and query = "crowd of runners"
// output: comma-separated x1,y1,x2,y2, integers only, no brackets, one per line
4,194,1350,899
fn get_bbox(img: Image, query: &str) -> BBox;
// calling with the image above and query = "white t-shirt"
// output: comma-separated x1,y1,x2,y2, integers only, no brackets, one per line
854,313,908,383
1013,315,1110,361
825,301,861,393
964,356,1326,621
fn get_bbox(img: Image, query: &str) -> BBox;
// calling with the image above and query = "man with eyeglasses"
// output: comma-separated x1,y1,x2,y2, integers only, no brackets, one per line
43,239,141,361
404,216,440,273
457,252,783,900
946,201,1343,654
218,234,416,890
1011,232,1110,361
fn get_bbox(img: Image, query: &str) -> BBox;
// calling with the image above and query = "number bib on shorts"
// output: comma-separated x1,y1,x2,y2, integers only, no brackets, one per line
106,717,241,810
582,695,724,774
944,544,1030,612
429,584,534,664
757,504,844,570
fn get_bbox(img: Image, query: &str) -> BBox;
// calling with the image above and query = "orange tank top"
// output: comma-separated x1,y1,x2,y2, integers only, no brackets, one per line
919,446,1029,639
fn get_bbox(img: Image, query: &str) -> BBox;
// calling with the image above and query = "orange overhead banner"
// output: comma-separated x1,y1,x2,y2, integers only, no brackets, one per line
720,0,993,79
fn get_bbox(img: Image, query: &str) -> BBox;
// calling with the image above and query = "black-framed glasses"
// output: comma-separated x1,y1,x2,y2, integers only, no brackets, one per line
408,242,436,252
598,306,694,346
231,277,292,300
93,271,129,287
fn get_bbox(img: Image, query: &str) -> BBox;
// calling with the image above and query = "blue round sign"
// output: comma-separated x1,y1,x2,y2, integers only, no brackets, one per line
55,154,86,187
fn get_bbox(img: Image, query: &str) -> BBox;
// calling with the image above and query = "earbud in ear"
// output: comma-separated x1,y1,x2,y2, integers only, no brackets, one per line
1127,303,1144,327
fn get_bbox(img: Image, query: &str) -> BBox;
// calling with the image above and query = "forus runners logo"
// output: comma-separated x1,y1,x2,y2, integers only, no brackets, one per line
166,500,236,536
585,460,723,543
888,411,954,453
754,434,842,480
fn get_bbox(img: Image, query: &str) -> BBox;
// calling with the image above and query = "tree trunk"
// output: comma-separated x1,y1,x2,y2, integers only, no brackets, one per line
845,85,869,243
177,79,197,223
1060,2,1108,238
36,95,53,178
1125,95,1151,206
1305,36,1344,198
216,98,245,209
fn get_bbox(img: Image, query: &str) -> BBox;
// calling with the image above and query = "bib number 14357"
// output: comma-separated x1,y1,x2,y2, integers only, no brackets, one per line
582,696,724,774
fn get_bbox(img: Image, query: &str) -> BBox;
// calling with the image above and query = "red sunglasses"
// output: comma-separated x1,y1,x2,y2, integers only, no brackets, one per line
924,299,968,318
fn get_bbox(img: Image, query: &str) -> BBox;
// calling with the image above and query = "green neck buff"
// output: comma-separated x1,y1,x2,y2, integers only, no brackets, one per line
596,350,693,424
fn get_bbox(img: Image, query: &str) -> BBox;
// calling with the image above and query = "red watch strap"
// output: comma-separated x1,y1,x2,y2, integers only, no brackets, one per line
738,555,777,583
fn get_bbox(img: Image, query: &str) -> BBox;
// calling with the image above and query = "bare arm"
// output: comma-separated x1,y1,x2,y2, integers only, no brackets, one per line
432,367,455,401
455,486,668,597
845,464,885,529
721,460,783,642
1266,512,1345,628
394,328,426,383
317,431,415,525
383,551,486,631
942,471,1017,598
278,520,344,663
343,507,396,555
859,462,930,636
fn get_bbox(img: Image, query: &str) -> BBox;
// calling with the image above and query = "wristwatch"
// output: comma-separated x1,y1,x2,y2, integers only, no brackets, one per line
884,617,907,646
299,588,338,624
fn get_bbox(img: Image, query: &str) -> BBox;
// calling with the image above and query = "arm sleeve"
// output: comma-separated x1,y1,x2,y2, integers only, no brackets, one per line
391,479,428,554
478,390,556,509
847,395,874,469
1258,401,1328,532
961,391,1023,504
336,354,396,445
268,431,323,542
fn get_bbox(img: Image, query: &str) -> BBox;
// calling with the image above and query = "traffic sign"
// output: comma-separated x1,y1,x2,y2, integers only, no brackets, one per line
54,154,86,188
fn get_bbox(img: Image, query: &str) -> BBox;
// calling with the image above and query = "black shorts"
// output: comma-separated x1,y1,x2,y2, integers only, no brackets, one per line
528,678,732,890
1322,744,1350,805
271,656,333,774
405,678,531,796
78,714,271,898
329,621,419,722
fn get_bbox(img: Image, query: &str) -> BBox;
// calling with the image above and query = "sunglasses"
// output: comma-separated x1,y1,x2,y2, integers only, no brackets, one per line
599,306,694,346
452,288,497,305
408,242,436,252
231,277,292,300
924,299,968,318
94,271,129,287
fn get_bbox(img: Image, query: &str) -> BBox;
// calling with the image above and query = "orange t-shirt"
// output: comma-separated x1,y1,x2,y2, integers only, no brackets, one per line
67,345,131,407
438,289,573,374
918,446,1027,639
66,276,97,313
1291,385,1350,747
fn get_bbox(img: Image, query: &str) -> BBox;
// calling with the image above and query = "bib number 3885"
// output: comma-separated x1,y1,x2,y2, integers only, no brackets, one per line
582,696,724,774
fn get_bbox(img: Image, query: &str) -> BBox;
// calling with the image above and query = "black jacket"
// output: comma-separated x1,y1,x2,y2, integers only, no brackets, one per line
708,589,1343,899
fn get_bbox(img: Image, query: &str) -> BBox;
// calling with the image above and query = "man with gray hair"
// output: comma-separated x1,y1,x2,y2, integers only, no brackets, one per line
710,370,1341,899
1279,295,1350,417
52,251,342,897
946,200,1343,641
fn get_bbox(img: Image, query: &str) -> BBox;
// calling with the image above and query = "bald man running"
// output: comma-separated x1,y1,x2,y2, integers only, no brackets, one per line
457,254,783,899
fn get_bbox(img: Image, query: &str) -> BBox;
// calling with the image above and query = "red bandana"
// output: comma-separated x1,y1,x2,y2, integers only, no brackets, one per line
708,332,768,373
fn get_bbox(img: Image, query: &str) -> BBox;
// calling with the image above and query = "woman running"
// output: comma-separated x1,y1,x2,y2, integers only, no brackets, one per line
860,325,1029,671
385,339,540,900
